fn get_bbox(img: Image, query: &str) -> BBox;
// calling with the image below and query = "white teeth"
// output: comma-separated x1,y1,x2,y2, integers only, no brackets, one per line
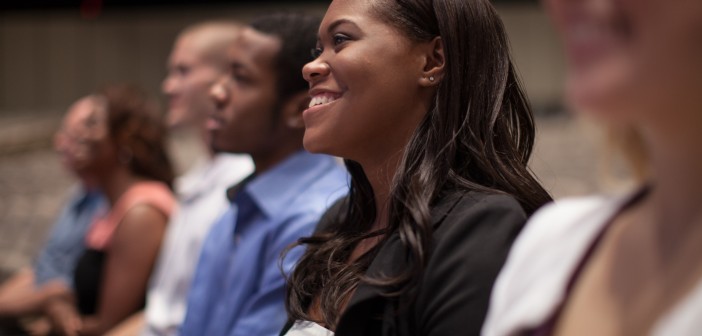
308,93,339,108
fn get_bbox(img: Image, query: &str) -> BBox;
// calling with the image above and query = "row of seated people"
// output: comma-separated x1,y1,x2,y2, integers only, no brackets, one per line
2,0,701,334
0,13,347,336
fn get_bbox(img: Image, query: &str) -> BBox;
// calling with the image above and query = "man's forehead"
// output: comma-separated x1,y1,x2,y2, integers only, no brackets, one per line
232,27,281,63
171,36,207,63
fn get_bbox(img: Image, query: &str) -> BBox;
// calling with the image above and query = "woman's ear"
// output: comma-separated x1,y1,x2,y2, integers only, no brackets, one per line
419,36,445,87
281,91,309,130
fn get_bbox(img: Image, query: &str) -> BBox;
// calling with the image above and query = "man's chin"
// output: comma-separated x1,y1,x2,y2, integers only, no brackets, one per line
166,108,189,128
209,142,246,155
209,141,222,154
209,140,231,154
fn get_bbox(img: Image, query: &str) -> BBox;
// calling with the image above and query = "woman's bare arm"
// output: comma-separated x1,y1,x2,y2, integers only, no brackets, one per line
80,204,167,336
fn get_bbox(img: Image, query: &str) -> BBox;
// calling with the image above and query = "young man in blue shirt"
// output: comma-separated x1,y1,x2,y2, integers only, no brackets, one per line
179,12,348,336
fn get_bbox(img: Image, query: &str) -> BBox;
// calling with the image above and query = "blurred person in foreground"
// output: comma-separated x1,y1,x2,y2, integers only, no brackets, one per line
0,97,108,335
41,85,176,336
482,0,702,335
107,21,254,336
178,12,348,336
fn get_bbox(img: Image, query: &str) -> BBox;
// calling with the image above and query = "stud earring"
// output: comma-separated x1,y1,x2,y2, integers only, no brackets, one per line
429,76,435,82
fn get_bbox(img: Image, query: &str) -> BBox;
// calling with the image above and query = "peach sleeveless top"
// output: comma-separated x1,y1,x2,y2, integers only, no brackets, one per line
85,181,175,250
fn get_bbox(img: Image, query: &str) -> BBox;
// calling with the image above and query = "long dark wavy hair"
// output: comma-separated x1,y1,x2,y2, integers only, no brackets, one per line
285,0,552,328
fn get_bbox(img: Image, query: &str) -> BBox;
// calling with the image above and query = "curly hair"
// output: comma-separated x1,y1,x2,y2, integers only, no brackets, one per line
98,84,174,189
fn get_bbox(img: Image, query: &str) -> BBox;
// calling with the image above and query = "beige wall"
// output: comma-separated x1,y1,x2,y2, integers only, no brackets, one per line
498,3,566,112
0,2,564,117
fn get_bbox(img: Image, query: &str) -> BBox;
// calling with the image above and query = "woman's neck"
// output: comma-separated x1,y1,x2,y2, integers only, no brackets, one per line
639,107,702,233
342,152,404,264
360,151,405,232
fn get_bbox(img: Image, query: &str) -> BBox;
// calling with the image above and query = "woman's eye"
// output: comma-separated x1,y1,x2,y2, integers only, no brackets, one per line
310,34,350,59
333,34,350,46
311,47,323,59
232,73,251,85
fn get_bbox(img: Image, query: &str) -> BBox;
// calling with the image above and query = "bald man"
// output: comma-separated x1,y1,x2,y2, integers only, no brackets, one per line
107,22,253,336
164,22,235,129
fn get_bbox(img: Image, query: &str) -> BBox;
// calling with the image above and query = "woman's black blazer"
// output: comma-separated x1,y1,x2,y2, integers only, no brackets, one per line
284,189,527,336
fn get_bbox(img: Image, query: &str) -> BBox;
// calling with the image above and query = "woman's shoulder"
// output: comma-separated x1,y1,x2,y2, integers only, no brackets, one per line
420,191,527,276
109,183,174,246
451,190,525,215
503,193,628,271
121,181,176,217
85,181,174,250
404,191,531,335
431,190,526,234
481,193,628,336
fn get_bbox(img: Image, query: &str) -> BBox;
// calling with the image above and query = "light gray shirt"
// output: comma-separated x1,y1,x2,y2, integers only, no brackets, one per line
141,153,253,336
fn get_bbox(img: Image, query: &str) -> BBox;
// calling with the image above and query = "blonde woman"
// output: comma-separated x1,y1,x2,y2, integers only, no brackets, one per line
483,0,702,335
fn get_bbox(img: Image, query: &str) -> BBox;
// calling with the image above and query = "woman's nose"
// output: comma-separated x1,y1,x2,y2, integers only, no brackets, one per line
302,57,330,84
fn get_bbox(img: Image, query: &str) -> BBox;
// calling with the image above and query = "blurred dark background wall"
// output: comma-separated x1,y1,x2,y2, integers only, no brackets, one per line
0,0,565,118
3,2,628,279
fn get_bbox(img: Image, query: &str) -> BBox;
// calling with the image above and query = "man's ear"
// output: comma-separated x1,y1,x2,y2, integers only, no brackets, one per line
418,36,445,87
281,91,309,130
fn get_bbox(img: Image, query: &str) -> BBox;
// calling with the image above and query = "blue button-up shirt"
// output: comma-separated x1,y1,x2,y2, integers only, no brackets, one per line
180,151,348,336
34,186,106,286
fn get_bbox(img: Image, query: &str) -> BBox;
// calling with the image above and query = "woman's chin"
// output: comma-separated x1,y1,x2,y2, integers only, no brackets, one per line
302,135,326,154
566,78,632,123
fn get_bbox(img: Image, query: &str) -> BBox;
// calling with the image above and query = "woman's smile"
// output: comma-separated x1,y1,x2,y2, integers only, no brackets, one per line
303,90,344,124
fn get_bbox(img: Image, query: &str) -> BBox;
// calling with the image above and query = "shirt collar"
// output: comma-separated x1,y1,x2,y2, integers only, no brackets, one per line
178,154,249,203
73,186,104,210
227,150,339,218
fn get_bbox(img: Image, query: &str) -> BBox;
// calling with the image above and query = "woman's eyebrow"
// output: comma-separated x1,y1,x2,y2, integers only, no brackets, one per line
327,18,358,34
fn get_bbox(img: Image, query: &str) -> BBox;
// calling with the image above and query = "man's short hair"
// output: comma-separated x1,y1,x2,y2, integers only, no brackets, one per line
249,12,322,101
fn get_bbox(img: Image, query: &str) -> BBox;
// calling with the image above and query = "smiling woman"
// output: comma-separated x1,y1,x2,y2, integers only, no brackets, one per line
282,0,552,335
